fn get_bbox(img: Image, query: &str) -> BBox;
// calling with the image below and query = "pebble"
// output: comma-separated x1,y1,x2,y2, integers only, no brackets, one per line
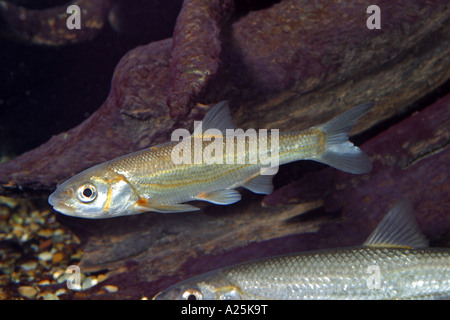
56,272,71,284
54,228,65,236
52,252,64,264
18,286,38,299
55,288,67,296
20,261,38,271
39,292,59,300
82,276,98,290
52,269,65,280
39,239,52,250
28,222,41,232
38,279,51,286
11,213,24,224
37,228,54,238
0,196,18,209
97,274,108,283
0,196,91,299
38,251,53,261
103,285,118,293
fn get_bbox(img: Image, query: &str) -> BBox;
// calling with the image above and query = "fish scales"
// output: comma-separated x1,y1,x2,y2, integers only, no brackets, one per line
106,130,323,204
218,247,450,300
153,201,450,300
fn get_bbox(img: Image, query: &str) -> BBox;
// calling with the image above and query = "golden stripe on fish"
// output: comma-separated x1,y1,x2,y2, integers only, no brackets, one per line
48,101,374,218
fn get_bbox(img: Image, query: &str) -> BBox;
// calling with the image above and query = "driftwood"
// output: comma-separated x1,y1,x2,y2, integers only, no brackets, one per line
0,0,112,45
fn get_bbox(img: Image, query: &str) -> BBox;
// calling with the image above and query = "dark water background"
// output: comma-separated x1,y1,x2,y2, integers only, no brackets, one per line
0,0,183,160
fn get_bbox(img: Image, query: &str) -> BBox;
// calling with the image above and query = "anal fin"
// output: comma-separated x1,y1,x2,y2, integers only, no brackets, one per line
242,174,274,195
195,189,241,205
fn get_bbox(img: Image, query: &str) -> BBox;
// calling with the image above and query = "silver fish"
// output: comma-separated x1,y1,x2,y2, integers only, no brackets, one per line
48,101,373,218
153,200,450,300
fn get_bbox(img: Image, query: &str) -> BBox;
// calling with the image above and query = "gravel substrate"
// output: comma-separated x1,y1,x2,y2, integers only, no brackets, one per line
0,196,117,299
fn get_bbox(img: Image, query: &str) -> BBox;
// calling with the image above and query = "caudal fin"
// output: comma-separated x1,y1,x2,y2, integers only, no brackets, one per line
313,102,374,174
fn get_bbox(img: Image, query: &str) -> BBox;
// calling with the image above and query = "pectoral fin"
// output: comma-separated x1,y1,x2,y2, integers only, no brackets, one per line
134,198,200,213
195,189,241,205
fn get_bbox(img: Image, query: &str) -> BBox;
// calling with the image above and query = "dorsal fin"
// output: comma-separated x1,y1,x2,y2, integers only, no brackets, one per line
363,200,428,249
193,101,237,136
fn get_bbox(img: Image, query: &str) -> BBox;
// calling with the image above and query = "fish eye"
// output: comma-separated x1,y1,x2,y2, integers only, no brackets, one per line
77,184,97,203
182,288,203,300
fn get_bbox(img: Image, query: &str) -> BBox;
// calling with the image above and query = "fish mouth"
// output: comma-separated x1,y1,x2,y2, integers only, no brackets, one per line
48,192,76,215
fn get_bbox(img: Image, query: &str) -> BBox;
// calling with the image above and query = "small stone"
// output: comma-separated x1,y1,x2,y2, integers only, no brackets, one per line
38,279,51,286
97,274,108,283
28,222,41,232
56,272,71,284
11,214,24,225
18,286,37,299
72,235,81,244
40,292,59,300
40,210,51,217
0,275,10,286
52,252,64,264
39,239,52,250
82,276,98,290
70,248,83,260
53,242,65,251
11,228,23,238
55,288,66,296
52,269,64,280
11,271,21,283
57,269,85,286
103,285,118,293
37,228,54,238
30,210,43,219
20,232,31,242
0,196,19,209
53,228,65,236
0,206,9,219
38,251,53,261
20,261,38,271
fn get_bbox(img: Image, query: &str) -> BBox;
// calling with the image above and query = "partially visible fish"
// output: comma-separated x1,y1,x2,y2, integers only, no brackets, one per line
153,200,450,300
48,101,373,218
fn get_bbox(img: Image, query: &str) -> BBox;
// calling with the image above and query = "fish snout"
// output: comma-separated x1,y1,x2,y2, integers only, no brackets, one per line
48,188,76,215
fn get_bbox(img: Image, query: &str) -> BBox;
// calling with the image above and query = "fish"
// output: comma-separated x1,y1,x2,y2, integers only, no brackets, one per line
48,101,373,218
153,200,450,300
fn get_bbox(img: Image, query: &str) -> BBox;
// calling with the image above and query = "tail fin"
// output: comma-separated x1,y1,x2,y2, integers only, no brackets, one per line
313,102,374,174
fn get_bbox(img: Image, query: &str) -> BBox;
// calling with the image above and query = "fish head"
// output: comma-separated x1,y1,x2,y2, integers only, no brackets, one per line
153,271,243,300
48,164,138,219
